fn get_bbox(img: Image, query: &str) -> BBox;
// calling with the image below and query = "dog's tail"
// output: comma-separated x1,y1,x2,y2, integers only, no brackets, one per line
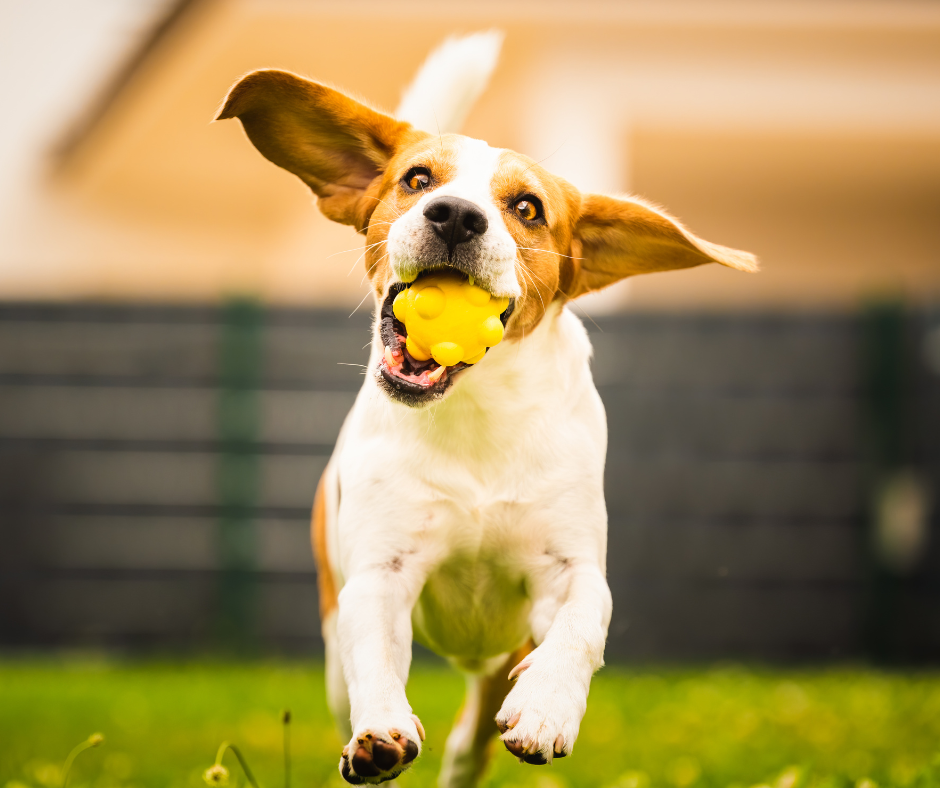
395,30,503,135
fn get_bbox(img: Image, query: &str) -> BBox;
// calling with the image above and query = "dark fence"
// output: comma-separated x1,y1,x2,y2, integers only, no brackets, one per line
1,302,937,662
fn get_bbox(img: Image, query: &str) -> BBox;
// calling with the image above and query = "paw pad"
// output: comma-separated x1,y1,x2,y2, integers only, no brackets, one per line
339,719,424,785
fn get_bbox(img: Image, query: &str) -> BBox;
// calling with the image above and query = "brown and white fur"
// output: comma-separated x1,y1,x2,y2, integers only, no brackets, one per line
217,35,756,788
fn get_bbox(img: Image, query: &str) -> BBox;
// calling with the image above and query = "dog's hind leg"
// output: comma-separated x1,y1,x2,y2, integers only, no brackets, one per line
438,641,533,788
312,468,351,739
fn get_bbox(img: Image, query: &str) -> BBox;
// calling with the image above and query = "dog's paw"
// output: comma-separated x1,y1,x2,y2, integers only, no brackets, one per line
338,714,425,784
495,650,586,765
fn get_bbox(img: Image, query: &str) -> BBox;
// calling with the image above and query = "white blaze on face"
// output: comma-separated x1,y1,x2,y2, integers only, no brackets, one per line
386,137,521,298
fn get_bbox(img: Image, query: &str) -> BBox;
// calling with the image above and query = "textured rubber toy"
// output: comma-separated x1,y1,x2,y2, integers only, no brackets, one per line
393,270,510,367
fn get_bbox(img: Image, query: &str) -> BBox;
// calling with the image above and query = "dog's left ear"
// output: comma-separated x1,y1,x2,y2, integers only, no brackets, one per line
564,193,758,298
217,69,426,230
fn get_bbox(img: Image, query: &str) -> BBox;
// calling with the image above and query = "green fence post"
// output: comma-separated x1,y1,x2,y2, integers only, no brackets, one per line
859,300,907,663
216,299,264,651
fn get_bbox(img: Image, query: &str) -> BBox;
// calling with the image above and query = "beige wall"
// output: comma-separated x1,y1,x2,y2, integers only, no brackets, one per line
3,0,939,310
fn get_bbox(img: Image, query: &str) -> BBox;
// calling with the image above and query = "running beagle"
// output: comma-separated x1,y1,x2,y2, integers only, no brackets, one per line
217,34,756,788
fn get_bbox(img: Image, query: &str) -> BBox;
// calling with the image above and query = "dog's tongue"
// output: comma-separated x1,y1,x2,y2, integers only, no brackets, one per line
383,344,447,386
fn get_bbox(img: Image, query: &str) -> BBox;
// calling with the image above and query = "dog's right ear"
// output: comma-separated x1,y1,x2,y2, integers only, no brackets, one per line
217,70,425,231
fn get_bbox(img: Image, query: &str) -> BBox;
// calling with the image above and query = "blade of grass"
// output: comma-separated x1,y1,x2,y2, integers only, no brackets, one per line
62,733,104,788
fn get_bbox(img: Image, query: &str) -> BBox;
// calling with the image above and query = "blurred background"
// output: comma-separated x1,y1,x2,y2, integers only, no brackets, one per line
1,0,939,665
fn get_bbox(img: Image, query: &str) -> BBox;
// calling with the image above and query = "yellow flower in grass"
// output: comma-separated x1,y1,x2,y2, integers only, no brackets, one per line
202,765,229,787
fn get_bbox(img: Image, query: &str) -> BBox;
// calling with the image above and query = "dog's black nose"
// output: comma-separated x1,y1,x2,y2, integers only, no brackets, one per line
423,196,488,259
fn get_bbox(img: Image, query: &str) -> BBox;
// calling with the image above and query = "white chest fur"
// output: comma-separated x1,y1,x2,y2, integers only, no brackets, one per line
329,304,609,662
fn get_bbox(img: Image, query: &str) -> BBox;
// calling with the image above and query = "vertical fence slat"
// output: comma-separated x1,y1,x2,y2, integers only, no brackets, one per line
216,300,264,650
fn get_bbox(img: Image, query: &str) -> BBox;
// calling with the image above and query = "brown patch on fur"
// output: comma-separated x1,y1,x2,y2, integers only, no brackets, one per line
490,152,581,340
361,134,461,299
311,472,337,619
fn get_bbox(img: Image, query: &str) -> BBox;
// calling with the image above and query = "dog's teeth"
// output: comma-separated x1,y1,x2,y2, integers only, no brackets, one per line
427,366,445,383
384,347,397,367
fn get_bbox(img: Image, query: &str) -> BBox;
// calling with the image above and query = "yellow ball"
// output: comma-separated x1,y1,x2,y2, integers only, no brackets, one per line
393,271,510,367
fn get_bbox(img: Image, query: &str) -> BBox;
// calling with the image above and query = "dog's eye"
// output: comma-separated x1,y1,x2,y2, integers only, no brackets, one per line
513,196,543,223
402,167,431,192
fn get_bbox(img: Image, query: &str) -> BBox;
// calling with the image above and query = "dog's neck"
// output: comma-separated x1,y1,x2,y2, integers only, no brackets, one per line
359,301,596,468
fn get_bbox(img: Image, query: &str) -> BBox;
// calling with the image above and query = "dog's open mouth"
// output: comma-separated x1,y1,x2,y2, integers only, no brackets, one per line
377,273,514,402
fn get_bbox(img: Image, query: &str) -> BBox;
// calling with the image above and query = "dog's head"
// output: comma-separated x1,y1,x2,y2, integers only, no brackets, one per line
218,70,757,407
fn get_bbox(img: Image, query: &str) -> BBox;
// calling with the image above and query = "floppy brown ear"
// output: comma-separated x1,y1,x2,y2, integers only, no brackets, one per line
564,193,758,298
217,69,426,230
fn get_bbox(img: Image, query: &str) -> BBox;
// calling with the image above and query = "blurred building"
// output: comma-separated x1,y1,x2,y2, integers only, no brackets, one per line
0,0,938,660
3,0,939,309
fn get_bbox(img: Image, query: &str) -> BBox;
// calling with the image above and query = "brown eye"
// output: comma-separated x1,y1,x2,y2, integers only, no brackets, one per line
402,167,431,192
513,195,543,223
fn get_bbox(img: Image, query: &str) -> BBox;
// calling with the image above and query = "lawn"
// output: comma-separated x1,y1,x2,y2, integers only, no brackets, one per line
1,659,938,788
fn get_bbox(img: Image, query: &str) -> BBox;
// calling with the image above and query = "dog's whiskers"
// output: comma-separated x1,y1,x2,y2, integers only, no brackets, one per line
517,255,549,292
433,109,444,157
326,240,386,261
518,263,546,313
349,288,374,318
518,253,603,332
361,250,389,288
517,258,552,290
424,401,438,438
519,137,569,179
570,298,603,333
362,195,403,218
516,246,583,260
348,240,386,277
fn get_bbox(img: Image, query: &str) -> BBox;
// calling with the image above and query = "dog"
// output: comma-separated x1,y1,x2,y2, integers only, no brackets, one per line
217,33,756,787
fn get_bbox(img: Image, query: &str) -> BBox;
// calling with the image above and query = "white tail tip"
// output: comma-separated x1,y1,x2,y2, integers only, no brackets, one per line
396,30,504,135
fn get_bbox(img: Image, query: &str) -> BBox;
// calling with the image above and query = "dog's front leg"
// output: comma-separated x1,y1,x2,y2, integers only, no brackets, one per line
496,562,612,764
336,568,427,785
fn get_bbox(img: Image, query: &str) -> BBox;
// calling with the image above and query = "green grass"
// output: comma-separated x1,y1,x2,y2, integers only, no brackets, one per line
1,659,939,788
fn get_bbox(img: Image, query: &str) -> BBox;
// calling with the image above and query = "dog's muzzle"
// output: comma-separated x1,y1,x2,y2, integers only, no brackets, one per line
376,272,514,406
